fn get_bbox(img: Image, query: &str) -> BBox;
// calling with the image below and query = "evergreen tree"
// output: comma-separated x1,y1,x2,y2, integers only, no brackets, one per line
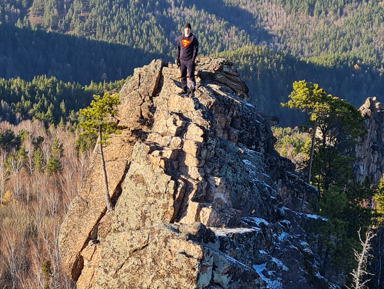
79,92,120,211
283,80,371,276
374,174,384,222
282,80,364,185
33,147,43,173
45,138,63,175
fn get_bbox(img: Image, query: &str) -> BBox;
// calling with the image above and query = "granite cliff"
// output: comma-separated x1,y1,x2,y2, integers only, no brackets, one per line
59,58,335,288
355,97,384,185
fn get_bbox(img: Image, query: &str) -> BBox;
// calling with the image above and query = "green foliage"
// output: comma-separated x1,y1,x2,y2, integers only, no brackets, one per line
374,174,384,221
284,80,364,191
281,80,371,276
33,147,43,173
45,138,63,175
75,134,97,156
50,138,63,159
314,182,373,274
1,1,384,128
5,146,27,170
0,24,150,85
272,126,310,171
3,0,384,67
0,74,125,126
283,80,364,150
79,92,120,144
0,129,21,152
282,79,365,189
311,146,352,192
282,80,332,122
219,45,384,126
45,157,62,175
79,92,120,211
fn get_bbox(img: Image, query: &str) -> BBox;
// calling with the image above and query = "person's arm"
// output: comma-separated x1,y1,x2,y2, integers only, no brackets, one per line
192,36,198,62
176,37,181,66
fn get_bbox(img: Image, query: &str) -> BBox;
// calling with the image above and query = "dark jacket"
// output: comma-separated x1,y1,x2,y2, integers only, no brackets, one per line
177,33,198,62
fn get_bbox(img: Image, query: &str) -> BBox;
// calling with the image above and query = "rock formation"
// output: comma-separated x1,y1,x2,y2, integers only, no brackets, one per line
59,58,335,288
355,97,384,185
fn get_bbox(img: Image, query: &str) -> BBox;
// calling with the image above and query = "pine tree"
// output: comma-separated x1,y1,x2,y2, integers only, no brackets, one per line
45,138,63,175
79,92,120,211
283,80,370,275
374,174,384,221
282,80,364,186
282,81,333,183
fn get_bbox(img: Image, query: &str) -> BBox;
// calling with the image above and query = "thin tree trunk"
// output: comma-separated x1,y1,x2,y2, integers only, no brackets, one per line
352,229,375,289
377,228,383,289
307,120,317,184
99,132,113,211
320,245,330,276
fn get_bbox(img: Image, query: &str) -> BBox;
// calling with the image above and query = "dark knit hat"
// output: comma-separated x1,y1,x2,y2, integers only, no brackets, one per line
184,23,191,29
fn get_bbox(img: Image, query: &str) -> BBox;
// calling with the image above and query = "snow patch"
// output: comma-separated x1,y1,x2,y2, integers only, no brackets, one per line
278,232,289,242
211,227,258,237
243,216,269,227
253,263,283,289
299,241,313,254
282,206,328,222
242,159,276,193
242,159,256,168
272,257,288,271
280,220,291,226
315,272,327,281
305,213,327,221
261,172,271,178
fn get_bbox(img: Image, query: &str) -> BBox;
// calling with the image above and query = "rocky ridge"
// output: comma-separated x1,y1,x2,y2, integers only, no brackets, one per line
59,58,334,288
355,97,384,185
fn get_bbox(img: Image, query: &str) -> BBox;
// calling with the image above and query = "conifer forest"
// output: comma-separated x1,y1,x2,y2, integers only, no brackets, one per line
1,0,384,288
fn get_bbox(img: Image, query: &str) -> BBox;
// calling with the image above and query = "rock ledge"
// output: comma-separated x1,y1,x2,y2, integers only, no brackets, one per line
59,58,331,289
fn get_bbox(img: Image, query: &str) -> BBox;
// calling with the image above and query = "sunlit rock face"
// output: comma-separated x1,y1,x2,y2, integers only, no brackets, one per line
355,97,384,185
59,58,336,289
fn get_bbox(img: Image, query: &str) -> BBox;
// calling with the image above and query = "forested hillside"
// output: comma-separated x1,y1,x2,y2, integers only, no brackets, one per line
220,46,384,125
2,0,384,124
0,24,161,84
3,0,384,63
0,75,126,126
1,1,384,287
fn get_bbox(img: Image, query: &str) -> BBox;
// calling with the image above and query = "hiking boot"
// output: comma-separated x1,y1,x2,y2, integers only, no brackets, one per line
189,82,196,97
180,87,188,95
189,88,195,97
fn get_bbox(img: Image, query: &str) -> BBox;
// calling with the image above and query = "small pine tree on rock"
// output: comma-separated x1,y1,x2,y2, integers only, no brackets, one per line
79,92,120,211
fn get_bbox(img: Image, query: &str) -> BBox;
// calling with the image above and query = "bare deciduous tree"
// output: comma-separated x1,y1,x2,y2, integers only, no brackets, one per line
0,120,81,288
350,228,376,289
0,151,9,204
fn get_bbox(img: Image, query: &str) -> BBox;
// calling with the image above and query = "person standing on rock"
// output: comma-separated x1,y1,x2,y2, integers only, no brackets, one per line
176,23,199,97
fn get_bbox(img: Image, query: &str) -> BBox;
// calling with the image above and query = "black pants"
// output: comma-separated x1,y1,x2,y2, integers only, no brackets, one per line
180,59,195,90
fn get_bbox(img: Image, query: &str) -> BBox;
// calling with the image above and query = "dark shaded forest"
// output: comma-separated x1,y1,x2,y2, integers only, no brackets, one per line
220,45,384,125
2,0,384,125
0,24,165,84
